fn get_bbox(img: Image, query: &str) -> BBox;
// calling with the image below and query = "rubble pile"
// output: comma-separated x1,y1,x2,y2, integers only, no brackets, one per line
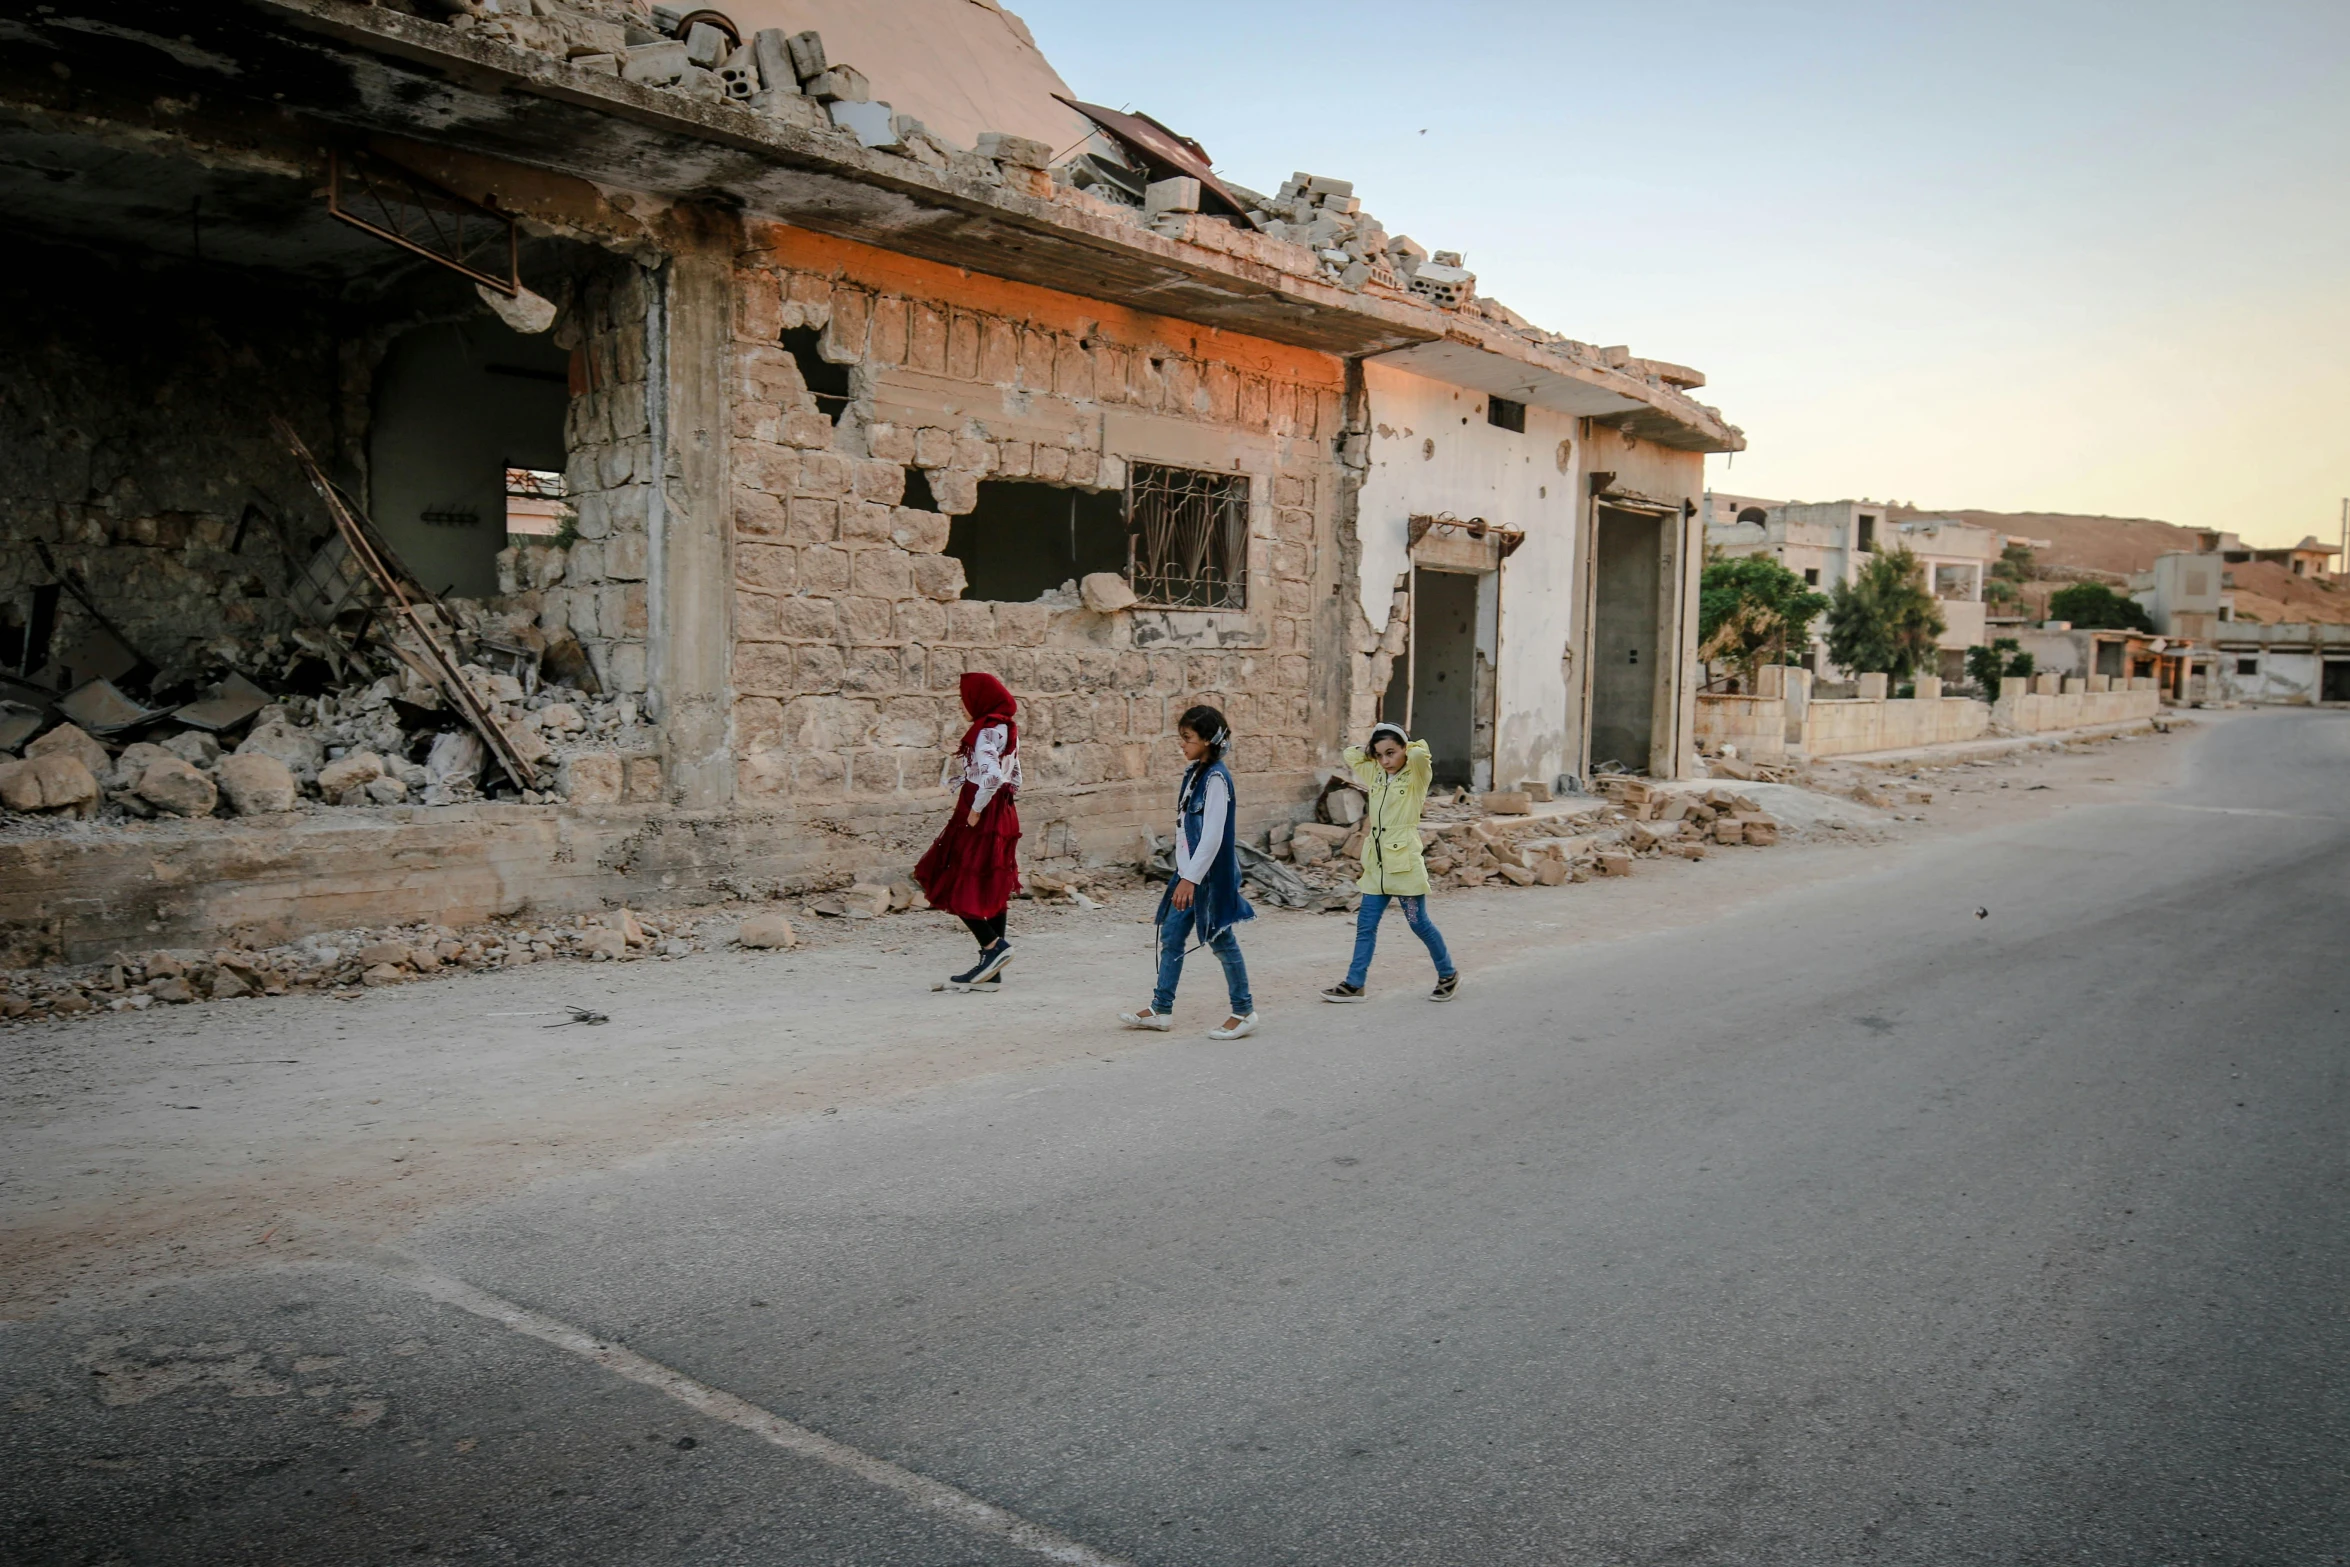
0,659,653,826
0,906,720,1022
1263,774,1786,899
398,1,1728,421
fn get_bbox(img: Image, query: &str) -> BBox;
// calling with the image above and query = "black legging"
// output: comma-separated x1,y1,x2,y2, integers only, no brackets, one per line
960,912,1007,948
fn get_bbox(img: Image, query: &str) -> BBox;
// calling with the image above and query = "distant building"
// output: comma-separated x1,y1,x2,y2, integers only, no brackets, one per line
2131,552,2237,643
2192,528,2342,580
1704,499,2002,681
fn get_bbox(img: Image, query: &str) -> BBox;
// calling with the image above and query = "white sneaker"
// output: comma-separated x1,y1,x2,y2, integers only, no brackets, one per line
1119,1008,1173,1031
1207,1012,1259,1040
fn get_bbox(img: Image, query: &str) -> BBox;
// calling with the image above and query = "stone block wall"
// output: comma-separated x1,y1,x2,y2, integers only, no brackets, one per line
0,243,342,672
726,224,1349,849
1992,684,2161,734
1800,695,1989,757
531,263,657,696
1694,694,1788,762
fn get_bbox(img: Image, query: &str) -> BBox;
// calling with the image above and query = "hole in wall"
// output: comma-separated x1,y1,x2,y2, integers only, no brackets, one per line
901,467,937,512
945,481,1125,603
370,319,568,599
780,324,851,422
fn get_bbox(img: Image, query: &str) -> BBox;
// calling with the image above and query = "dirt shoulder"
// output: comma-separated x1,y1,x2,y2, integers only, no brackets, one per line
0,720,2210,1320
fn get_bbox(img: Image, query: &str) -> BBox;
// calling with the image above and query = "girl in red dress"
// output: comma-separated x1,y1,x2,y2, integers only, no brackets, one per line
916,672,1024,990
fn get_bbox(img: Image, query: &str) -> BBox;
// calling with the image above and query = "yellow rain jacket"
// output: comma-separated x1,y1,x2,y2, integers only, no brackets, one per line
1344,738,1433,897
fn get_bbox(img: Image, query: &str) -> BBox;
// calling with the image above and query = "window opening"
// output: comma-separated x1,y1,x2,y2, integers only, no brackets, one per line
1803,566,1820,586
1736,506,1768,524
505,467,569,537
1856,514,1877,551
780,325,852,421
902,466,937,512
1127,462,1249,610
2236,657,2259,676
945,481,1125,602
1486,396,1526,433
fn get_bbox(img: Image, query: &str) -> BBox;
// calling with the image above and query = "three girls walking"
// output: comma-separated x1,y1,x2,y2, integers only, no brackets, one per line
920,670,1451,1020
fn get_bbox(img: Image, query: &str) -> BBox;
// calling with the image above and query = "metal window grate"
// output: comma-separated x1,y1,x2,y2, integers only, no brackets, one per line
327,149,519,296
1127,462,1249,610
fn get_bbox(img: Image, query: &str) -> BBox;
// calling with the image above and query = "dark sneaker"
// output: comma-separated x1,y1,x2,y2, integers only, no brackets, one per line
1320,983,1366,1003
948,943,1008,990
1431,973,1459,1003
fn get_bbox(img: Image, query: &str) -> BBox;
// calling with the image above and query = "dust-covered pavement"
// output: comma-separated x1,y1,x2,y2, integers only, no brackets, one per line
0,724,2183,1322
11,711,2344,1566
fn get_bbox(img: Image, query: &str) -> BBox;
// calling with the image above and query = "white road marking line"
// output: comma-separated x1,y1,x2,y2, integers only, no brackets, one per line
402,1267,1133,1567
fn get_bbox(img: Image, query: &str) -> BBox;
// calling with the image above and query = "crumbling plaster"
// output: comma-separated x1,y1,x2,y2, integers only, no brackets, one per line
1356,360,1582,789
724,220,1349,852
1571,424,1707,781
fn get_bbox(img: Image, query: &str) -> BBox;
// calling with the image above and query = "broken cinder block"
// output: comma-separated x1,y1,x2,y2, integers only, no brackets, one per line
805,65,868,103
785,29,826,82
747,28,796,93
620,39,689,85
682,20,730,68
1144,176,1202,218
975,131,1051,169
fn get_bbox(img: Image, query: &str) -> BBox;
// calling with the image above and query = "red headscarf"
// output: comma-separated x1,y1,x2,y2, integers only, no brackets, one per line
956,671,1018,759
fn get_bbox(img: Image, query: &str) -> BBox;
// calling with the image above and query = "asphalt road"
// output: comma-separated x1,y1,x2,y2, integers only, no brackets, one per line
5,711,2345,1566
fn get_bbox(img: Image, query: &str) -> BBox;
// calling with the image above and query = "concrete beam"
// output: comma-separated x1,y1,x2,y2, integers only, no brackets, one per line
648,206,736,810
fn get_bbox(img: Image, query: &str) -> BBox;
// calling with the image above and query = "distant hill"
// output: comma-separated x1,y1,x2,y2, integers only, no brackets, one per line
1886,507,2202,578
1887,505,2350,626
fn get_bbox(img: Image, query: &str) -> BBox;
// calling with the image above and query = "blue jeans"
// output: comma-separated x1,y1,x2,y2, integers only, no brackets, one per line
1345,894,1455,989
1155,903,1253,1016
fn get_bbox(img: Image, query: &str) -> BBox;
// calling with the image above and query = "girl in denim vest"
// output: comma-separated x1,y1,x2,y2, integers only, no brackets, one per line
1120,704,1258,1040
1321,721,1459,1003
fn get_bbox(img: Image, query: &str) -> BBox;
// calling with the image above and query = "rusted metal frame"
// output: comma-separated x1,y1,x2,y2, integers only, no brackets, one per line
1406,513,1526,558
326,149,520,297
274,421,537,792
1129,463,1248,610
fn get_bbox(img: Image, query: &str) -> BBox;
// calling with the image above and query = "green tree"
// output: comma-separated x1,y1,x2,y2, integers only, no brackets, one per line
1964,636,2035,689
2046,581,2155,632
1698,555,1830,680
1825,547,1946,680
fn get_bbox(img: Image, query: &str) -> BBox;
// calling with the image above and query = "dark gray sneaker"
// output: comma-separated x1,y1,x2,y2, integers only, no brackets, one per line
1431,973,1459,1002
1320,983,1366,1003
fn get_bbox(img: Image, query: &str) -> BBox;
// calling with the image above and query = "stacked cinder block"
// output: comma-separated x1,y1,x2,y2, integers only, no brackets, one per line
725,239,1342,820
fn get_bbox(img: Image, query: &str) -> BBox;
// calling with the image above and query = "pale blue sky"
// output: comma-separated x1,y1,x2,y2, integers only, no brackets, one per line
1012,0,2349,546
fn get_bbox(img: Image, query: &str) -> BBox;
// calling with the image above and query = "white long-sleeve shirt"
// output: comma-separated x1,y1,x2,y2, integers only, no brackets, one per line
940,723,1020,809
1175,768,1230,884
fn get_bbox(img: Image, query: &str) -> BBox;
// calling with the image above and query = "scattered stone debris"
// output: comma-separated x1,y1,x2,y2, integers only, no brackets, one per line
1262,773,1789,896
0,905,716,1023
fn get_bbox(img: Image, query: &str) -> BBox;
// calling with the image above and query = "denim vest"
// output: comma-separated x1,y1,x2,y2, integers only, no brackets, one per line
1156,758,1255,943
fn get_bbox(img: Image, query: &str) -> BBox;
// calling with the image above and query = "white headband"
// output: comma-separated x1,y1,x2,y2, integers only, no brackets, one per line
1369,722,1408,746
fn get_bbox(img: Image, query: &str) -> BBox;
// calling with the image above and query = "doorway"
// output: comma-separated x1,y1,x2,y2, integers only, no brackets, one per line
2324,660,2350,703
1589,506,1663,772
1384,566,1497,790
369,318,570,599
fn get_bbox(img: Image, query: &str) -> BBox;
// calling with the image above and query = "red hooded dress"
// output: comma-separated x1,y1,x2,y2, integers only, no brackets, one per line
915,672,1023,920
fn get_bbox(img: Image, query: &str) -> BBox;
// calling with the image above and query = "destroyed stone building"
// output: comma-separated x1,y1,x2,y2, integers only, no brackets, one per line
0,0,1739,964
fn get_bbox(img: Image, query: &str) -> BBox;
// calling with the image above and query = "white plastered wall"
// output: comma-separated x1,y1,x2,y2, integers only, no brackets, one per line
1358,358,1582,790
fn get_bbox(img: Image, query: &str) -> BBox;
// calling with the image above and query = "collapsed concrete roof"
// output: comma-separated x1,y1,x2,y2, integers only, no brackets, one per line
719,0,1094,157
0,0,1742,452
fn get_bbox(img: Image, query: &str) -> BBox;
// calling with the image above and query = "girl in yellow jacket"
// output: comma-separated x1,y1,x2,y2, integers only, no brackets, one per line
1320,722,1459,1003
